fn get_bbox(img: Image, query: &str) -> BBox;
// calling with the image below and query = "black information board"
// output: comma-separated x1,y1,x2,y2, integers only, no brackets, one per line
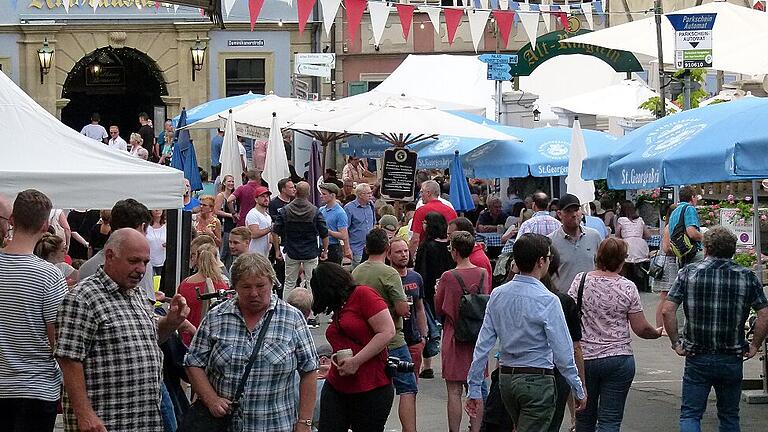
381,147,418,201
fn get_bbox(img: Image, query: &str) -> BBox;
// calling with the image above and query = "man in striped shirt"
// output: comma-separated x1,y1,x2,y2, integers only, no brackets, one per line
0,189,67,432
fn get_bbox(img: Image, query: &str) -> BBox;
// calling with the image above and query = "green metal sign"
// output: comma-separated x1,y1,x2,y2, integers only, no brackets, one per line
511,29,643,77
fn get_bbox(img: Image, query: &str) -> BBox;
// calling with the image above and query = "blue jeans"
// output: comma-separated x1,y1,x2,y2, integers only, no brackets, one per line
160,382,177,432
389,344,418,395
680,353,743,432
576,355,635,432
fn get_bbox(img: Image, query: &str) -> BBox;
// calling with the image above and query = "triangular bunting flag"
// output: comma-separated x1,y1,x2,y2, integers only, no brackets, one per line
156,1,161,11
557,11,569,30
492,10,514,48
444,8,465,45
395,4,416,41
62,0,69,13
174,5,179,13
344,0,368,43
224,0,236,17
249,0,266,31
93,0,98,12
320,0,343,36
490,0,500,9
510,2,521,25
560,3,571,15
369,1,392,46
468,9,491,53
419,6,442,35
499,0,509,10
582,2,594,30
480,0,490,9
517,10,539,46
540,4,551,32
297,0,317,35
594,0,604,25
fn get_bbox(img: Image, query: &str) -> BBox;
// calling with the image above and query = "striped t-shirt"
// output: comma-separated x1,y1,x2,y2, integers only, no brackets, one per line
0,252,67,401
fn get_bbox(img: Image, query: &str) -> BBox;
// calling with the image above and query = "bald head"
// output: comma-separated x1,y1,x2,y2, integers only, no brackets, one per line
104,228,150,291
295,181,311,199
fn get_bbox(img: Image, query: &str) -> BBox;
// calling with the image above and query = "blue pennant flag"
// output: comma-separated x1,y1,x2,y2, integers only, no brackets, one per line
594,1,605,25
490,0,499,9
510,1,520,25
474,0,482,8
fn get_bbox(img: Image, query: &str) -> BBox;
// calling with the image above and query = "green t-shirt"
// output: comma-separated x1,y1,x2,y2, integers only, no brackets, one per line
351,260,407,349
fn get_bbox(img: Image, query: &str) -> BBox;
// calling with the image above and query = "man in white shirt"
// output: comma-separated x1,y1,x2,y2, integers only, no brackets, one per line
80,113,108,144
107,126,128,151
245,186,273,256
237,136,248,172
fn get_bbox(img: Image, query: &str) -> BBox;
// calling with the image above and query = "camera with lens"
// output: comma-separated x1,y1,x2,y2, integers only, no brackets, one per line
385,356,415,377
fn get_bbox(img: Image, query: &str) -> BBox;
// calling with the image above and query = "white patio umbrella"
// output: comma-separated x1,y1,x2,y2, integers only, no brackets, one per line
561,2,768,76
220,110,243,188
565,118,595,207
550,80,679,119
261,113,291,192
290,93,521,146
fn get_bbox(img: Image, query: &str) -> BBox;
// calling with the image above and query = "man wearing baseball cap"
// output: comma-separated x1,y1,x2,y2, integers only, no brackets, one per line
318,183,352,265
548,194,602,293
245,185,273,257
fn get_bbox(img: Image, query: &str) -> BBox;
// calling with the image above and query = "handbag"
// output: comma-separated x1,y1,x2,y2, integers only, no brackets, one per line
648,253,666,280
669,204,698,264
177,309,275,432
453,270,489,344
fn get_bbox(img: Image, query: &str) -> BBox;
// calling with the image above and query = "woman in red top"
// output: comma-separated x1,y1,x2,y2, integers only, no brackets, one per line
435,231,490,432
177,243,229,345
310,262,396,432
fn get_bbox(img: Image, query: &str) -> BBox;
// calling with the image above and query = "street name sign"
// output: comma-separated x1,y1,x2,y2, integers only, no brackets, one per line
479,54,518,81
667,13,717,69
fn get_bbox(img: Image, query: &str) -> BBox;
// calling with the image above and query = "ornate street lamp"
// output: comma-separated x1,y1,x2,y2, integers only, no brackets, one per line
532,108,541,122
37,38,54,84
190,36,206,82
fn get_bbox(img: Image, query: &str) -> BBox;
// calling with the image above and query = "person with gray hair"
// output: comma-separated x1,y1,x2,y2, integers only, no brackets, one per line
287,288,314,320
185,253,319,432
409,179,457,254
344,183,376,269
662,225,768,432
476,196,509,234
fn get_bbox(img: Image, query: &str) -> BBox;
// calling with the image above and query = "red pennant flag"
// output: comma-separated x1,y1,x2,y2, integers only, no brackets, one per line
395,4,416,41
492,10,514,49
249,0,266,31
557,12,570,31
444,8,464,45
344,0,368,43
155,1,160,11
297,0,317,35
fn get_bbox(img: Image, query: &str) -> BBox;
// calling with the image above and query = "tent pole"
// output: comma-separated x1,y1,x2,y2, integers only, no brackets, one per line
654,0,667,120
175,209,182,290
754,180,763,286
743,180,767,404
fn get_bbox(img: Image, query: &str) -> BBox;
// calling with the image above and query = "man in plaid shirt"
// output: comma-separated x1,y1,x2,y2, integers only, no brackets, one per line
56,229,190,432
662,225,768,432
516,192,561,237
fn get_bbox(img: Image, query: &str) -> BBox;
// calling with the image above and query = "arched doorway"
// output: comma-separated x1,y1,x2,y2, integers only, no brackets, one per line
61,47,168,140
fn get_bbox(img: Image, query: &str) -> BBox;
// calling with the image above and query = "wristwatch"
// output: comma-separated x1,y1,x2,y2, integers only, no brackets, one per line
297,419,313,427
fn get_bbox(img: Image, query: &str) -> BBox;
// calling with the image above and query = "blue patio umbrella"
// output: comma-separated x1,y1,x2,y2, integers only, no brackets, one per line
172,92,264,126
449,151,475,213
171,109,203,192
461,126,618,179
606,97,768,190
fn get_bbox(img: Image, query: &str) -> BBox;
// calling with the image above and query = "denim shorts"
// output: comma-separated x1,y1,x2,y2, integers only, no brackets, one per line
389,344,419,395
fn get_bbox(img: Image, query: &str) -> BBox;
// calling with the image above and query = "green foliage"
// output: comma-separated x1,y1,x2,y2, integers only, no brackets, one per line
733,252,757,268
638,96,675,116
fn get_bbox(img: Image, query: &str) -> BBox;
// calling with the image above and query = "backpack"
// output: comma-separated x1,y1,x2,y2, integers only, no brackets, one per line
453,269,489,344
669,204,697,264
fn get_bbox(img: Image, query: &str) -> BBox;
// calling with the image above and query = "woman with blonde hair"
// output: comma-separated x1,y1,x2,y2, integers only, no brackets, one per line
177,242,229,345
214,175,237,261
34,233,78,287
194,195,222,248
129,133,144,158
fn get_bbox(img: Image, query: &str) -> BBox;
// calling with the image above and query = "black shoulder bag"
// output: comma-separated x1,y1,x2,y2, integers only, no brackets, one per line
669,204,698,265
453,270,489,344
178,309,275,432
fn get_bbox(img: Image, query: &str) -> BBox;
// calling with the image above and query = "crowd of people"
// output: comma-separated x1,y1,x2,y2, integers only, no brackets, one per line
1,164,767,432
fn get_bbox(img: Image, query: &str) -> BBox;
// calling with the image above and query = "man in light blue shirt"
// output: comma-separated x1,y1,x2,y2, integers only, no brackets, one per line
466,233,586,431
343,183,375,268
582,214,608,239
210,129,224,180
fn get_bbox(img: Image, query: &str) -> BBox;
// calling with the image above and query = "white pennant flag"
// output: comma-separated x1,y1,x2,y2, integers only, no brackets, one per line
540,4,551,32
582,2,594,30
62,0,69,13
320,0,343,37
468,9,491,53
419,6,442,35
499,0,509,10
517,9,540,46
368,2,392,46
224,0,237,17
480,0,489,9
174,5,179,12
560,2,571,15
93,0,98,13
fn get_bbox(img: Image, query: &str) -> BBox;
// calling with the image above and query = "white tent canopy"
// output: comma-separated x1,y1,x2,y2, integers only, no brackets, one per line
0,71,184,209
562,2,768,76
373,54,631,123
550,79,679,118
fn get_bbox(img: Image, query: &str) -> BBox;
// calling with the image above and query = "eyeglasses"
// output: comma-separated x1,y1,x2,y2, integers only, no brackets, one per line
110,131,119,135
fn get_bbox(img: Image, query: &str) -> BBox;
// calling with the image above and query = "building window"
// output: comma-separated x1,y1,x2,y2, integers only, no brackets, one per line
225,58,266,96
